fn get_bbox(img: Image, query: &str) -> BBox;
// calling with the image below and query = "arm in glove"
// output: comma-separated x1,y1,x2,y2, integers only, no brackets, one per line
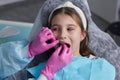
41,44,73,80
28,27,59,57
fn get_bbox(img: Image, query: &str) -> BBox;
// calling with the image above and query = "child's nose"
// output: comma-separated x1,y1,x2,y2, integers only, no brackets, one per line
59,29,67,39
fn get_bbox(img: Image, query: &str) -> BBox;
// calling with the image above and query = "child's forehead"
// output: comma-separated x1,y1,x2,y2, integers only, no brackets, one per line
52,13,78,22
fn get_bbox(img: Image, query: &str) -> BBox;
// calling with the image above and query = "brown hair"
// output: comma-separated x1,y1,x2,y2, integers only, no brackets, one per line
48,7,95,57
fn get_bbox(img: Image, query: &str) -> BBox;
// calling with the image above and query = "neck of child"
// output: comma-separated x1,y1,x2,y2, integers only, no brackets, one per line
73,52,81,56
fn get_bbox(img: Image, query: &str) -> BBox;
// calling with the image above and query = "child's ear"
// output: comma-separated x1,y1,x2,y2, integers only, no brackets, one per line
80,30,87,41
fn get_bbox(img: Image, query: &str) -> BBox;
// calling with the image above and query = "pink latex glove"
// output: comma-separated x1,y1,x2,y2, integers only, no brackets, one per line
28,27,59,57
41,44,73,80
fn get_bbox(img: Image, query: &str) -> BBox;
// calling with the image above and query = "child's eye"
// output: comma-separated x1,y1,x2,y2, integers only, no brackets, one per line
51,27,58,31
67,27,74,31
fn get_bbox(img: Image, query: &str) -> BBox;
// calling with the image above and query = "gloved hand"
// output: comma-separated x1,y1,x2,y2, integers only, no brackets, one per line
41,44,73,80
28,27,59,57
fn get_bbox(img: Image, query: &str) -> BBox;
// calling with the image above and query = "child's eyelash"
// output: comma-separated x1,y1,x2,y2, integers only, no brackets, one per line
67,28,74,30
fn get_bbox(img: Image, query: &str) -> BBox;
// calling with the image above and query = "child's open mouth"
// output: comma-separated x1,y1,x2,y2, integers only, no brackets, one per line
55,42,70,49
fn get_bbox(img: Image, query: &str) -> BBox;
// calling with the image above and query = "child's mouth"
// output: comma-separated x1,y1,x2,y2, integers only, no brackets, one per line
55,42,70,49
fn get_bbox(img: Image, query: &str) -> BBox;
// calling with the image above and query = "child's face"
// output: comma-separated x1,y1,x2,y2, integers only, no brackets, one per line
50,13,86,56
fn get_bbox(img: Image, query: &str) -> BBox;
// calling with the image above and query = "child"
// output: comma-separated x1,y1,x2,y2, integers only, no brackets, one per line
28,1,115,80
0,0,117,80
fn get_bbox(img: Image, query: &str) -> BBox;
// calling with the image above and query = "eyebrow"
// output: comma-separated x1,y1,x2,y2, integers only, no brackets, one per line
51,24,61,28
67,24,77,27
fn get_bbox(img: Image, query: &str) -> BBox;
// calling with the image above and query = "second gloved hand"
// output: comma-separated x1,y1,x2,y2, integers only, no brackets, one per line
28,27,59,57
41,44,73,80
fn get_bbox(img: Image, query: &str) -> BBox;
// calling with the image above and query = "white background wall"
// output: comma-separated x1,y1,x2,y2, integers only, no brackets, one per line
0,0,24,6
88,0,120,23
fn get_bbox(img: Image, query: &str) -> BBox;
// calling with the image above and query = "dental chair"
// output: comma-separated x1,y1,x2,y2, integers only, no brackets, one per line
105,21,120,46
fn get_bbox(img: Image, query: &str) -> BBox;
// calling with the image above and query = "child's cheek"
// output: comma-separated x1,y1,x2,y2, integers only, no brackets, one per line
52,32,58,39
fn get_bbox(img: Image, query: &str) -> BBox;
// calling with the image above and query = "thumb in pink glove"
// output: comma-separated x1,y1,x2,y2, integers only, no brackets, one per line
41,44,73,80
28,27,59,57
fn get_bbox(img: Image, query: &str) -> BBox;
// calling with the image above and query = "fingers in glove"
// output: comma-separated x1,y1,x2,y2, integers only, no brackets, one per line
52,45,62,56
60,44,73,62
